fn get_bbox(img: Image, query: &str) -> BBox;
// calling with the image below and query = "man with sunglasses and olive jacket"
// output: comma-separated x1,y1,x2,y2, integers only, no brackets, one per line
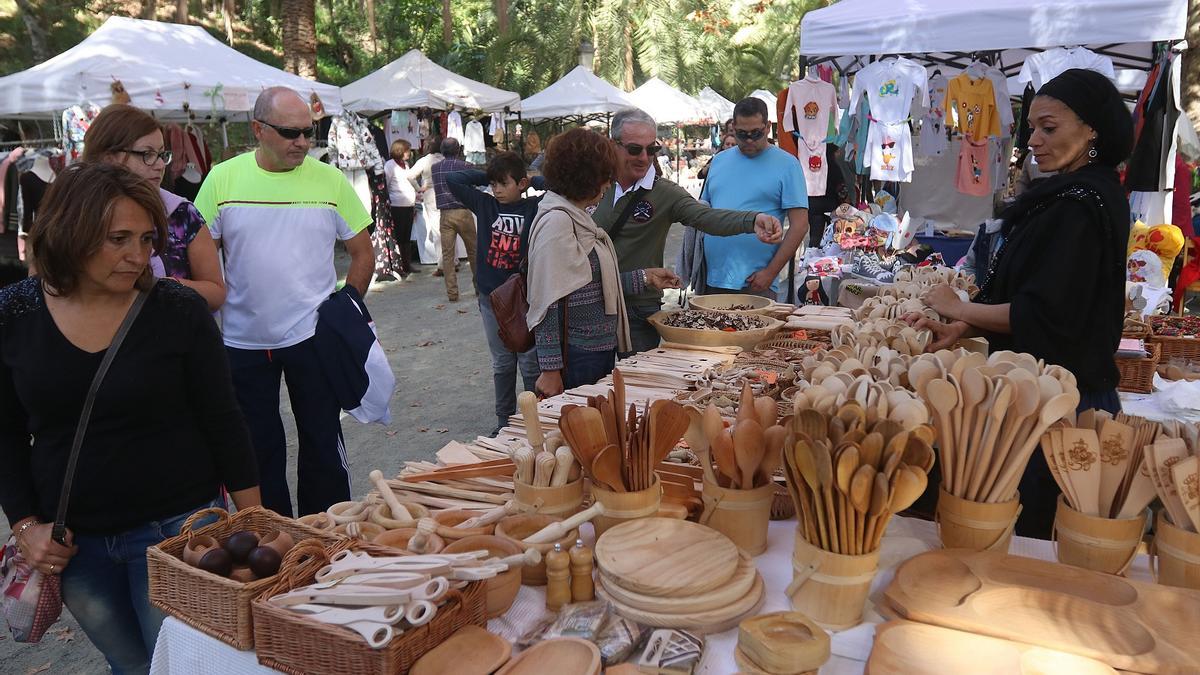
592,108,784,354
195,86,375,518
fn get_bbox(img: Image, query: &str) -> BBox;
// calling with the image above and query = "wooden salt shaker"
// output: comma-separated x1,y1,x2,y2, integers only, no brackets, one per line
545,543,571,611
569,538,594,602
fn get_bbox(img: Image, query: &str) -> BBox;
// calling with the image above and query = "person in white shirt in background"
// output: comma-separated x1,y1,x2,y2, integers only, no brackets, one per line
383,139,416,279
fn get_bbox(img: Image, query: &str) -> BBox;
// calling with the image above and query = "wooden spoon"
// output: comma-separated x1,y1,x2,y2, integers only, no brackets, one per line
966,379,1013,501
812,442,838,553
859,432,885,471
712,427,740,488
684,406,719,486
792,438,829,549
955,367,988,468
988,391,1079,503
835,445,860,554
648,400,690,469
560,406,610,476
864,472,890,553
733,419,766,490
737,381,756,424
850,464,875,555
753,396,777,430
591,444,626,492
797,409,829,442
924,378,960,494
758,425,788,486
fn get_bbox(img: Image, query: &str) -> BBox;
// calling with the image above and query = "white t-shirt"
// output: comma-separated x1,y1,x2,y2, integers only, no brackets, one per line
851,57,928,124
782,78,839,142
383,159,416,207
464,120,486,154
446,111,465,142
866,120,914,182
918,72,950,157
1016,47,1116,90
796,136,829,197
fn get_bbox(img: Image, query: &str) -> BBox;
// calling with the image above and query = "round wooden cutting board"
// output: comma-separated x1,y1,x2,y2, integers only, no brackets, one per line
594,518,739,597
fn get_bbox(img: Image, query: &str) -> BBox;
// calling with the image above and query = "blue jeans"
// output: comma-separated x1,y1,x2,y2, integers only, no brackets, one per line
60,500,219,675
477,294,540,430
564,346,616,389
624,303,664,357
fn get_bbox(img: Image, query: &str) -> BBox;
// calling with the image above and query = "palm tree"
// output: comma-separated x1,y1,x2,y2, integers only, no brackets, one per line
282,0,317,78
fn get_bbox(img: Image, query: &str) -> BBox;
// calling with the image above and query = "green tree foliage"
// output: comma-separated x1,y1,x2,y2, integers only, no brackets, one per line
1,0,820,100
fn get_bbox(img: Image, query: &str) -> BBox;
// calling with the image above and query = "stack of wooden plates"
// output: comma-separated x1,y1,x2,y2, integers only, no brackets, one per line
594,518,764,633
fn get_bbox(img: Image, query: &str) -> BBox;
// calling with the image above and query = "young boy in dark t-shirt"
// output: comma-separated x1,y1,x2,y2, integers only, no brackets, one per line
446,153,545,434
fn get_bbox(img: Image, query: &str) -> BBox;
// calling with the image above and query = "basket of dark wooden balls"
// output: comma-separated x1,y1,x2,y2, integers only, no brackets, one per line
147,505,345,649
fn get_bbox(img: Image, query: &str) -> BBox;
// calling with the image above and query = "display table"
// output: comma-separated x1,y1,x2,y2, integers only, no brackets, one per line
149,515,1155,675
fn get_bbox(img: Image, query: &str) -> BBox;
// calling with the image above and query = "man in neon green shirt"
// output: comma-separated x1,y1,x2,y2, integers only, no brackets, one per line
194,87,375,516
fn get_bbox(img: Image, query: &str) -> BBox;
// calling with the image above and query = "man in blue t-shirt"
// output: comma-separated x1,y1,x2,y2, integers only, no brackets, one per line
702,97,809,298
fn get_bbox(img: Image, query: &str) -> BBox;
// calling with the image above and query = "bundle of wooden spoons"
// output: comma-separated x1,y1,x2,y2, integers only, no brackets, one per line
558,369,690,493
1042,410,1162,519
917,349,1080,504
1145,429,1200,533
697,383,788,490
782,402,934,555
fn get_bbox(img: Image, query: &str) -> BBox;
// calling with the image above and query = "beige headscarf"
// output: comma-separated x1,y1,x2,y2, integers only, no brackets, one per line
526,191,631,354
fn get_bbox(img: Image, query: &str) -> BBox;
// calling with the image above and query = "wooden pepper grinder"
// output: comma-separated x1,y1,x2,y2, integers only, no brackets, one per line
545,543,571,611
569,538,594,602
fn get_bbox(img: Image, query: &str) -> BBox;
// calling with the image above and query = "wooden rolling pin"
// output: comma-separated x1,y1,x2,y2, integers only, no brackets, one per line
368,470,414,524
522,502,606,544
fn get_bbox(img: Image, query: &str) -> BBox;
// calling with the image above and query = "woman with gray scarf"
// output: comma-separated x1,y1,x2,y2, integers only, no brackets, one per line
526,129,680,397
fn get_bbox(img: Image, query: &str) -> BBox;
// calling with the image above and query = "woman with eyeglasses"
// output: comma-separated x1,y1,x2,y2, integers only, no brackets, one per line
79,104,226,311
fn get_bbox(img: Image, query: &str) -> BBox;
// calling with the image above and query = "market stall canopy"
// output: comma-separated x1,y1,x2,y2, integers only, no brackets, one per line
516,66,639,120
341,49,520,114
628,77,712,125
698,87,735,123
0,16,343,120
749,89,778,123
799,0,1188,75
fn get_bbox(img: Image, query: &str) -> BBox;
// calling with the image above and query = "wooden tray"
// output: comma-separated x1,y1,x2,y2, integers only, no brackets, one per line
883,550,1200,673
594,518,739,597
866,621,1117,675
409,626,511,675
495,638,600,675
597,571,764,632
597,551,756,613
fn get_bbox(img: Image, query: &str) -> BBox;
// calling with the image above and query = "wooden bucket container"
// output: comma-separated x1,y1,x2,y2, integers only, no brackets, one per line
443,535,523,619
430,509,495,542
495,513,579,586
787,532,879,630
935,487,1020,552
513,478,584,517
1053,495,1146,575
591,477,662,538
700,477,774,556
1152,509,1200,590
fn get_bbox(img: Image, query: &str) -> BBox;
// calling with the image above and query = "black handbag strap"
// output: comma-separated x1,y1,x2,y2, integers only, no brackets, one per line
606,186,648,242
51,289,148,545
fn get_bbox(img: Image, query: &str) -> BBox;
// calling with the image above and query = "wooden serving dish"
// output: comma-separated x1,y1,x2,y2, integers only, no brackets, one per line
883,549,1200,673
594,518,739,597
409,625,511,675
495,637,600,675
597,572,764,633
597,551,756,614
866,620,1117,674
648,310,784,351
494,514,577,585
442,535,523,619
739,611,830,674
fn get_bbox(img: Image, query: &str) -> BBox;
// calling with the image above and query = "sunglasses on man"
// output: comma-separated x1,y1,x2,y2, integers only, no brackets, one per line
256,119,316,140
734,128,767,142
617,141,663,157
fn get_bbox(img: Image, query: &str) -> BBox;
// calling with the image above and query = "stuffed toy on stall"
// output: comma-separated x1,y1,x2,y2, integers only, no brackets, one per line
1128,221,1184,285
802,275,830,306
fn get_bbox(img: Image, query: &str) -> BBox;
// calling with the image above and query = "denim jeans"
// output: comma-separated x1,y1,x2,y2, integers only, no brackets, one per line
60,499,220,675
564,346,616,389
477,294,540,430
624,303,665,357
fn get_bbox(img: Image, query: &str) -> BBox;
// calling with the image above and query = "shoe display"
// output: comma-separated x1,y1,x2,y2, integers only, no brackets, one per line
851,251,895,283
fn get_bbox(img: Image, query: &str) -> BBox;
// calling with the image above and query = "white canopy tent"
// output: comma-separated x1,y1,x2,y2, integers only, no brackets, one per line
341,49,520,114
749,89,779,123
698,87,735,123
628,77,712,125
515,66,639,121
799,0,1188,77
0,16,343,120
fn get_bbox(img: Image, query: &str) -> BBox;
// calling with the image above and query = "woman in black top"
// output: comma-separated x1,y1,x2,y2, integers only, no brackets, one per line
915,69,1133,537
0,164,259,674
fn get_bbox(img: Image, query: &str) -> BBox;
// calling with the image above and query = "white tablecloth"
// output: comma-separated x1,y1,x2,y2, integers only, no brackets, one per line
149,516,1155,675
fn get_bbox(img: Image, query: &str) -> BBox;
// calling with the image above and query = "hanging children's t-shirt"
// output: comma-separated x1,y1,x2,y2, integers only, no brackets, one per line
783,77,839,196
446,111,464,142
918,72,950,157
984,67,1014,135
867,120,914,183
945,74,1001,140
1016,46,1116,90
956,137,991,196
851,57,927,182
797,136,829,197
990,136,1010,192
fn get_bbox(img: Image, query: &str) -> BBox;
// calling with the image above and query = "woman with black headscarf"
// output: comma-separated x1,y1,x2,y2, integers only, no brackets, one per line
913,69,1133,537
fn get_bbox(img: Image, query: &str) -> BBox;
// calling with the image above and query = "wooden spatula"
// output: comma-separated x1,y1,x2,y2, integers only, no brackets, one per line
1097,420,1134,518
591,444,626,492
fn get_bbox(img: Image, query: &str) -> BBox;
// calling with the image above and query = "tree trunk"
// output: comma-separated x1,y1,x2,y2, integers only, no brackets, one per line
365,0,377,53
622,19,635,91
222,0,235,44
494,0,508,36
1183,0,1200,131
141,0,157,19
282,0,318,79
175,0,188,22
442,0,452,46
13,0,49,63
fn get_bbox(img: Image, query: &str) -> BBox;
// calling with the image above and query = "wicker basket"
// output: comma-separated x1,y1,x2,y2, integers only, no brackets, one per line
251,539,487,675
147,506,344,649
1122,315,1152,340
1150,335,1200,362
1116,342,1160,394
758,338,828,352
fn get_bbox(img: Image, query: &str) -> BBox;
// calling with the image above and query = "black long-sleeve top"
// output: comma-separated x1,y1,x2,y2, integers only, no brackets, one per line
0,278,258,535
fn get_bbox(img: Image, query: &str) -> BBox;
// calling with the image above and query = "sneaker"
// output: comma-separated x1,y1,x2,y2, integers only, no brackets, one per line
852,251,894,283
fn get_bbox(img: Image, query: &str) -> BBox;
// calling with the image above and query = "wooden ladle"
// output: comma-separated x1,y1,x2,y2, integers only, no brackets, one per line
590,444,626,492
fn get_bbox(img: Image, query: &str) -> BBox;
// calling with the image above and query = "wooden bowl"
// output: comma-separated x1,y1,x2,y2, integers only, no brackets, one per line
182,535,219,567
373,527,445,554
688,293,774,316
332,521,385,543
648,310,783,350
443,535,523,619
431,509,495,541
495,514,578,586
